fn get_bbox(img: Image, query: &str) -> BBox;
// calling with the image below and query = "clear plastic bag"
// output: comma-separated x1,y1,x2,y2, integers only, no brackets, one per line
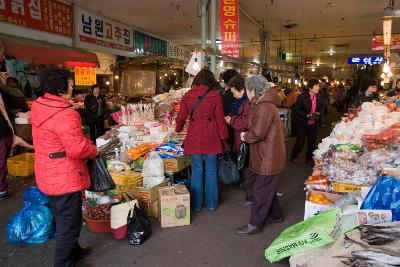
142,152,164,178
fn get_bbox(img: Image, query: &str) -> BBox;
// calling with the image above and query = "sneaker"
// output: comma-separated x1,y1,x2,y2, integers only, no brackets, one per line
0,191,9,200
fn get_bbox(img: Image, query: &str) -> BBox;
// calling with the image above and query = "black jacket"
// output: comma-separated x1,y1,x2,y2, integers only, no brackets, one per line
84,93,107,124
351,93,379,108
220,89,235,116
293,92,324,126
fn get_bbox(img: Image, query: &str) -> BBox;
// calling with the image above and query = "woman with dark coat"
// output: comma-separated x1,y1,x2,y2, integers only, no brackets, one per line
84,84,107,142
351,79,379,107
175,68,228,212
236,74,286,235
290,79,324,167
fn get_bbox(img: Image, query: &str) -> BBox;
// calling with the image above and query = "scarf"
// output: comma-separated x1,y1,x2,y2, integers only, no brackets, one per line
251,82,274,107
230,93,248,116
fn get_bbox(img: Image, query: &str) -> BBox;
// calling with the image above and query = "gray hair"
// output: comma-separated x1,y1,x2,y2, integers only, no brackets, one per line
245,74,268,94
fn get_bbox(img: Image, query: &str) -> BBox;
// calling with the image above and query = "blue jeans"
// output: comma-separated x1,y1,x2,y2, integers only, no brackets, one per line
190,154,218,211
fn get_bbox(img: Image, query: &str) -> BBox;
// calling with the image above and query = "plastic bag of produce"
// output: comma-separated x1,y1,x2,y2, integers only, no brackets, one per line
218,151,240,185
142,152,165,178
23,186,49,205
237,142,249,170
6,201,56,244
265,208,341,263
127,203,152,245
88,156,116,192
360,175,400,221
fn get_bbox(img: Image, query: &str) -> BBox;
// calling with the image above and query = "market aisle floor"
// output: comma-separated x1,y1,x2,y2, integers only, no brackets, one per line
0,111,339,267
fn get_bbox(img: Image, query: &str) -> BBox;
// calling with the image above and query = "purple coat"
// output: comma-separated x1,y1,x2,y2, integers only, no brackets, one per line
230,99,251,154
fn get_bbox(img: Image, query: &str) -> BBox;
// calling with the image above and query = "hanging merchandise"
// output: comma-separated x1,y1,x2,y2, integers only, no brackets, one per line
185,51,203,76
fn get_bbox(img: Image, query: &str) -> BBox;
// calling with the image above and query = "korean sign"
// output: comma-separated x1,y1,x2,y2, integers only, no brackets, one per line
220,0,239,58
0,0,72,37
347,56,384,65
74,67,96,86
76,7,133,53
168,42,189,61
285,52,301,63
305,59,312,65
134,31,167,57
372,35,400,51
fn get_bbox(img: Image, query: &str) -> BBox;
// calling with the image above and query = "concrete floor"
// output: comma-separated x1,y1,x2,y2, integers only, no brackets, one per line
0,114,336,267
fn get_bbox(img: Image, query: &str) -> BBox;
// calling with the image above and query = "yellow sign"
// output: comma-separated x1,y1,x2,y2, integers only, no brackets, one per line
74,67,96,86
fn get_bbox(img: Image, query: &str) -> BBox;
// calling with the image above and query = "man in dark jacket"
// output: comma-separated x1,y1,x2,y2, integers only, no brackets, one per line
351,79,379,108
290,79,324,166
84,84,107,142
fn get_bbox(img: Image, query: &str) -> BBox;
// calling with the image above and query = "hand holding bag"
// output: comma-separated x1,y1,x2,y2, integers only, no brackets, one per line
127,203,152,245
110,193,138,240
87,156,116,192
218,151,240,185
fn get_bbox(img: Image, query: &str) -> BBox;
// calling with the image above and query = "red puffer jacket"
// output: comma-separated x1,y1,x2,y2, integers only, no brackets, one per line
30,93,97,196
175,85,228,155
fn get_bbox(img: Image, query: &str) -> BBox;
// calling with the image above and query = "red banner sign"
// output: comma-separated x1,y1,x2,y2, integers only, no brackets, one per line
372,35,400,51
220,0,239,58
0,0,73,37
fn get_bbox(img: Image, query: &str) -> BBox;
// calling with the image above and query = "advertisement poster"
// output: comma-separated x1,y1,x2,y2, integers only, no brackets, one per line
220,0,239,58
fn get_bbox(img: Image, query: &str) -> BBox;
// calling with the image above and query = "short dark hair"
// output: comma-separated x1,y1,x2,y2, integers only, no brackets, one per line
38,67,72,96
360,79,377,93
307,79,320,90
221,69,238,84
227,75,245,92
91,84,100,90
192,68,218,90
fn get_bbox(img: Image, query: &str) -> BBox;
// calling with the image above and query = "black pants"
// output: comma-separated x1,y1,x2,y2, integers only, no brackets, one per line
48,192,83,267
291,123,317,161
249,173,282,227
89,119,104,143
241,168,257,201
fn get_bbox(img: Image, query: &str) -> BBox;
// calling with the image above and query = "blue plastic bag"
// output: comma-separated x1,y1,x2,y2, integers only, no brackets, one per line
6,187,56,244
361,176,400,221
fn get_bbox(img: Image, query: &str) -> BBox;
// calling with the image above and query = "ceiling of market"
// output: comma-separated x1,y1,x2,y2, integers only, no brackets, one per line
70,0,399,71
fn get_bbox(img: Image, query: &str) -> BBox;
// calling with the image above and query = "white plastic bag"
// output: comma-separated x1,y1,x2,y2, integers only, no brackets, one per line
142,152,165,188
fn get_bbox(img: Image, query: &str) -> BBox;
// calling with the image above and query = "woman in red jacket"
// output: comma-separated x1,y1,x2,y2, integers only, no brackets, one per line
175,68,228,212
30,67,98,267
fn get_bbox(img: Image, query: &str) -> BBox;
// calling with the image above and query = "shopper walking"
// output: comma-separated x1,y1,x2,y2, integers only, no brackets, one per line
284,87,299,136
175,68,228,212
290,79,324,167
351,79,379,107
85,84,107,143
236,75,286,236
30,67,98,267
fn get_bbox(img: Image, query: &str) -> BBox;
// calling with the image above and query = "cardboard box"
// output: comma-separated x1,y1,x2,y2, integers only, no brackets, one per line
304,190,343,220
116,181,167,203
159,184,190,228
356,209,392,225
163,155,190,173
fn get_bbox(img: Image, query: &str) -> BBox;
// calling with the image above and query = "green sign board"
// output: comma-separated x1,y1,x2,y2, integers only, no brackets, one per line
134,31,167,57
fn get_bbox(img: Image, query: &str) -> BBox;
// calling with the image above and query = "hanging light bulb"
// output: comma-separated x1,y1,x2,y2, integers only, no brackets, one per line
333,65,336,69
164,73,168,77
219,60,224,68
317,63,320,67
114,75,119,80
173,72,177,76
311,68,316,72
106,81,110,85
288,78,292,84
303,81,307,86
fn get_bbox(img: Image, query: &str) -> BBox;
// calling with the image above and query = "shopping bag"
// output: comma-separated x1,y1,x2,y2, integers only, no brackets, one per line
218,151,240,185
360,175,400,221
237,142,249,170
127,203,152,245
110,193,138,240
265,208,341,263
87,156,116,192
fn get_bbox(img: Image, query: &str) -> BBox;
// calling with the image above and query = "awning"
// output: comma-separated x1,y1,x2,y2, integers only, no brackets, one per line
0,33,100,67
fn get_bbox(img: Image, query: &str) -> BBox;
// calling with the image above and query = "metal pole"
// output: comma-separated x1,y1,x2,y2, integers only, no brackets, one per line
201,0,208,67
210,0,217,75
266,32,270,67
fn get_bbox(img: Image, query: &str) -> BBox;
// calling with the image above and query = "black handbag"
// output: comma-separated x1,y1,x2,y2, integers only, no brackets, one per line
237,142,249,170
127,203,152,246
87,156,116,192
218,151,240,185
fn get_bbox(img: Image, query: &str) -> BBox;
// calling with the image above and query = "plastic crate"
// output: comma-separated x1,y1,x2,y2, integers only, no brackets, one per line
7,153,35,177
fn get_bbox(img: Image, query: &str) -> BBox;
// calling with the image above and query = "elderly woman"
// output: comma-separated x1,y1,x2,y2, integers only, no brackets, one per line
237,75,286,236
30,67,98,266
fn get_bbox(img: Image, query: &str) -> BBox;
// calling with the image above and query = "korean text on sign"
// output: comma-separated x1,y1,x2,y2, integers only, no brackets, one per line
220,0,239,58
347,57,384,65
74,67,96,86
77,7,133,52
0,0,72,37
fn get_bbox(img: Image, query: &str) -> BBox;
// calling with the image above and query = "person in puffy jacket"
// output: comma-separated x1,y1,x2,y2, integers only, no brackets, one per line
30,67,98,267
237,75,286,236
175,68,228,212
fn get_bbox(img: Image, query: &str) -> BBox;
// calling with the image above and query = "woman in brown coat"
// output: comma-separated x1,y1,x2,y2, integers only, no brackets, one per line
237,74,286,236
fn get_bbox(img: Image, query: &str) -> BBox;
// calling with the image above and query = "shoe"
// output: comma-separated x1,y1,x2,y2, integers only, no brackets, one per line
306,159,315,167
290,158,302,165
240,201,253,208
0,191,9,200
265,216,284,224
72,246,91,264
236,224,261,236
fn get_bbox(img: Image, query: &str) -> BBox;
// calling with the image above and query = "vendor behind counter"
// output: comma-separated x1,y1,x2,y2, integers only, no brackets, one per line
0,77,29,120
